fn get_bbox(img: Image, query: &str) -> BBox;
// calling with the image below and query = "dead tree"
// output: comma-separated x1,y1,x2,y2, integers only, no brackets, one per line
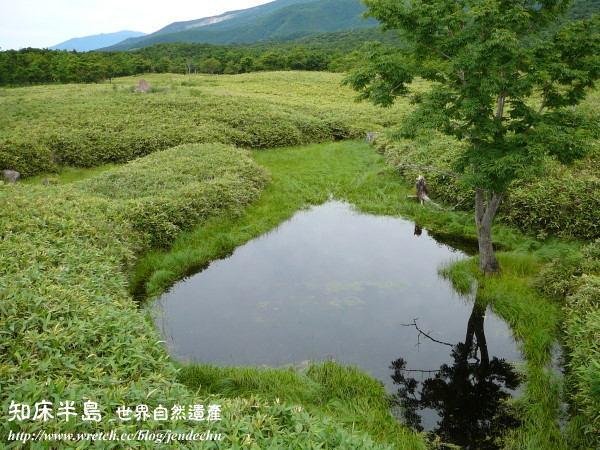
407,175,443,209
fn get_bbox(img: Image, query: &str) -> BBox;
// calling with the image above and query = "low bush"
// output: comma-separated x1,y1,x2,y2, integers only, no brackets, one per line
563,275,600,448
0,72,404,176
374,127,600,240
73,143,269,248
533,239,600,448
504,174,600,240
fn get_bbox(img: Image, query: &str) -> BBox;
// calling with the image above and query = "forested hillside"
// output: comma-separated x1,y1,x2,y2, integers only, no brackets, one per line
0,0,595,86
103,0,376,51
0,29,399,85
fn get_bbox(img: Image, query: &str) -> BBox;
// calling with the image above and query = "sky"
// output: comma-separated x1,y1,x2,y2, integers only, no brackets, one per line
0,0,274,50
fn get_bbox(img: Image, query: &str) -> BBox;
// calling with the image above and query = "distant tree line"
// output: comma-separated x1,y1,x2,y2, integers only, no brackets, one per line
0,28,407,86
0,0,595,87
0,41,351,86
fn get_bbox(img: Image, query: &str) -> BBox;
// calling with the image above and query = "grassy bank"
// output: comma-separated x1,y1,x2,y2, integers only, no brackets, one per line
135,140,587,448
2,142,400,448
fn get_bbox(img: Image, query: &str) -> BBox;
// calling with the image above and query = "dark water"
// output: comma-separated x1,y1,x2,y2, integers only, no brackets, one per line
153,202,522,446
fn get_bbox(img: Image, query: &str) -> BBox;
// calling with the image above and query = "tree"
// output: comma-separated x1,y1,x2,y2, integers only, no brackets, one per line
199,57,222,75
345,1,599,274
258,50,287,71
391,303,521,447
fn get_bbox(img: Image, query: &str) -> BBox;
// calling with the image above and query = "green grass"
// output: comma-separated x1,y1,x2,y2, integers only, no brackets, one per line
134,140,585,448
2,71,597,448
0,72,415,177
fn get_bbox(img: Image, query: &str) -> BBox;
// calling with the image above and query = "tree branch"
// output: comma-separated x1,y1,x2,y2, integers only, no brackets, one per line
495,91,505,120
449,121,475,139
401,318,454,347
398,164,462,179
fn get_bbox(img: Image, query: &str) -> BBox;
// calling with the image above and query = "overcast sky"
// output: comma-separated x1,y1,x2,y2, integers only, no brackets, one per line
0,0,274,50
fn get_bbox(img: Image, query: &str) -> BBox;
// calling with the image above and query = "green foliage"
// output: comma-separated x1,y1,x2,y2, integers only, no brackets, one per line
0,27,399,86
73,143,269,248
372,120,600,239
533,240,600,448
1,141,398,447
563,275,600,447
0,72,398,176
348,1,599,193
373,129,474,209
177,361,426,449
505,174,600,240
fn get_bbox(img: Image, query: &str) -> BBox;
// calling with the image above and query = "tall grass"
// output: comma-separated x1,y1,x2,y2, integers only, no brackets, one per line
136,140,583,448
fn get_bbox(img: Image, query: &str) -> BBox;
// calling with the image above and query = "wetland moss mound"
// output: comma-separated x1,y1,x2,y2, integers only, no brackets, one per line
1,143,391,446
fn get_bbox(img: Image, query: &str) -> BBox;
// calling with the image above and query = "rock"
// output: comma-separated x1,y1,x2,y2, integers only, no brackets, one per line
2,169,21,182
133,79,152,92
366,132,380,143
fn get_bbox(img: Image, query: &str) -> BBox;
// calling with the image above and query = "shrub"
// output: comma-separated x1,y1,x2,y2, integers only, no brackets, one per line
74,143,269,248
534,240,600,448
564,275,600,448
0,72,407,177
0,137,58,176
504,174,600,240
374,129,600,239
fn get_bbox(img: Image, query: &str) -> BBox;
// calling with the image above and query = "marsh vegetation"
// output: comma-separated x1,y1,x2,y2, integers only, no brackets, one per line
1,69,598,448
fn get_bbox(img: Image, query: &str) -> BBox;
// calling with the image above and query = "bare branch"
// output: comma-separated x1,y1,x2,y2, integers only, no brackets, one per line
401,318,454,347
402,368,442,374
398,164,462,179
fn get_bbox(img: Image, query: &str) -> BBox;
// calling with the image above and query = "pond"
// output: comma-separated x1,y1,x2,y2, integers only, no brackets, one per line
153,201,523,445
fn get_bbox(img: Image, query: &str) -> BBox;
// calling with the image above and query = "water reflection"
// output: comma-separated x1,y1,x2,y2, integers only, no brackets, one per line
390,301,522,448
153,201,522,440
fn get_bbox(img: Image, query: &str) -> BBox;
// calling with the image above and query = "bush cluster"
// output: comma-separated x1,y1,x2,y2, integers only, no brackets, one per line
74,143,269,248
534,240,600,448
0,73,384,177
373,129,600,240
504,174,600,240
563,275,600,446
0,142,388,446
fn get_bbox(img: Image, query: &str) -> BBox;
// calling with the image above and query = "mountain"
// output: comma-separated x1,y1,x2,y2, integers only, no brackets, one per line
101,0,376,51
49,30,147,52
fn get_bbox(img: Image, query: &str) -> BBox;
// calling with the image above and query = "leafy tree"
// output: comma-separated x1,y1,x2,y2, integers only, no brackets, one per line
199,57,223,74
345,1,599,274
258,50,287,71
240,56,256,73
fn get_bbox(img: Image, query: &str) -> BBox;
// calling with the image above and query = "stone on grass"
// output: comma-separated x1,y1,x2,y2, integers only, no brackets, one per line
133,79,152,92
2,169,21,182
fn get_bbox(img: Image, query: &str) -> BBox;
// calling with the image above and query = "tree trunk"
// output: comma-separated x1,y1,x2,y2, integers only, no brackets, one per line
464,303,490,368
474,188,502,275
413,176,443,209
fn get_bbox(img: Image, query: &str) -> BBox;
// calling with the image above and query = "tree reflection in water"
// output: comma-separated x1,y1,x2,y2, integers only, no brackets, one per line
391,302,522,448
